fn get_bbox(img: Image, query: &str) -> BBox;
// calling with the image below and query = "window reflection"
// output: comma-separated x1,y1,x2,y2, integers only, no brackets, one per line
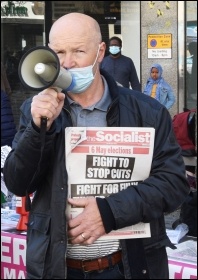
186,4,197,109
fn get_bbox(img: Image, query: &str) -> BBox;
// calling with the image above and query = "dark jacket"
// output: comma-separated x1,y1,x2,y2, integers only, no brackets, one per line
100,54,141,91
4,70,189,279
1,90,17,147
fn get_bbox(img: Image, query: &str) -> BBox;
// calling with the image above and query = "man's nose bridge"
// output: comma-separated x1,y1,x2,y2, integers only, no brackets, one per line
61,52,75,68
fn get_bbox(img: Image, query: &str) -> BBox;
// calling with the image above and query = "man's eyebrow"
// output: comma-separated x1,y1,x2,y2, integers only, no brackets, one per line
50,43,86,50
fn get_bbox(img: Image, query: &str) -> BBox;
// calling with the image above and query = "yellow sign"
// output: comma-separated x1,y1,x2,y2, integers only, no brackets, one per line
148,34,172,49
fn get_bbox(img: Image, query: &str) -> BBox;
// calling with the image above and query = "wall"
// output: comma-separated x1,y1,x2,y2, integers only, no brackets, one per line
121,2,141,82
141,1,178,117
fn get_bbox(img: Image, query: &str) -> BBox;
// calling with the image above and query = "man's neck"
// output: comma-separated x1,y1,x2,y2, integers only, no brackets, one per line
110,53,121,59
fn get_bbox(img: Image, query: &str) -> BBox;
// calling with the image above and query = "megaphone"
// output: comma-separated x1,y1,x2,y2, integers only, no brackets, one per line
18,46,75,92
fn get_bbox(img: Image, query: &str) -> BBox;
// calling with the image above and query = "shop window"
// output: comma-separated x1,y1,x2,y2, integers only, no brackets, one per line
1,1,45,128
186,3,197,110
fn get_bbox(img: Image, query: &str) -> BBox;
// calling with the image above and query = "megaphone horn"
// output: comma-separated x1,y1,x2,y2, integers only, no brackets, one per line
18,46,75,92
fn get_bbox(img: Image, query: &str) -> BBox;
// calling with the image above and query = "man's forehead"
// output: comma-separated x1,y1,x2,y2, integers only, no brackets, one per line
110,40,120,45
49,37,92,48
50,30,93,43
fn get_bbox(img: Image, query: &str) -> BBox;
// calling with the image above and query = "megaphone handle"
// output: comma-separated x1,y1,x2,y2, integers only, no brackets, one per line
51,86,62,92
40,86,62,130
41,116,48,127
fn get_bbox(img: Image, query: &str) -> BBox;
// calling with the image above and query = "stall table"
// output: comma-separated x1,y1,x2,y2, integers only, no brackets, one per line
1,228,197,279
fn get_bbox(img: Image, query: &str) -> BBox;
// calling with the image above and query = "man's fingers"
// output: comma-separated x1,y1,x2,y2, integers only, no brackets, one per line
31,89,65,128
68,197,88,207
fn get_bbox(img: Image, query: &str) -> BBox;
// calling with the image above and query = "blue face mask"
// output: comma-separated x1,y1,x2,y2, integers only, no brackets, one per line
66,46,100,94
109,46,120,55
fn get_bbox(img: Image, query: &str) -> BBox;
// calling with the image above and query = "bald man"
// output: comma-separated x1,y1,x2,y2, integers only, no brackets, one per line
4,13,189,279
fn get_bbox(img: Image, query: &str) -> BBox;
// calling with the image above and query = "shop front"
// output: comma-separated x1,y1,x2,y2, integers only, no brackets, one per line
1,1,197,127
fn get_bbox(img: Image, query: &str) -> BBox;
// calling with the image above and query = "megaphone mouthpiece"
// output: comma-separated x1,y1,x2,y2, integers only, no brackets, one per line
34,63,57,82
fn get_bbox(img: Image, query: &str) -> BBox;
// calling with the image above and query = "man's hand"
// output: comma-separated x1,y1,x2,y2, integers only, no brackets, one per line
67,197,106,245
31,88,65,130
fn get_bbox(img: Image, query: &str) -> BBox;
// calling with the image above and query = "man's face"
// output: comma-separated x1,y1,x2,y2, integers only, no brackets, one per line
48,14,106,83
48,20,103,70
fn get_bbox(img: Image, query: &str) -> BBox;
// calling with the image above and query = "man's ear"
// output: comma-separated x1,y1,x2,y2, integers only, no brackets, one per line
98,42,106,63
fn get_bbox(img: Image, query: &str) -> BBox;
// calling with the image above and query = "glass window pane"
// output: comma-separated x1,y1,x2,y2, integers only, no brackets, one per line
186,2,197,109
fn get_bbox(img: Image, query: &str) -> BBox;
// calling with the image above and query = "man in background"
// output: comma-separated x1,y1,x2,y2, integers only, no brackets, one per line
1,62,12,98
100,36,141,90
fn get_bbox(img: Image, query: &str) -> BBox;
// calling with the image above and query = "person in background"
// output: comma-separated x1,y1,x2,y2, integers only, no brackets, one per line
100,36,141,90
1,62,12,98
4,13,189,279
188,41,197,99
1,89,17,147
1,61,16,147
1,89,17,208
143,63,175,110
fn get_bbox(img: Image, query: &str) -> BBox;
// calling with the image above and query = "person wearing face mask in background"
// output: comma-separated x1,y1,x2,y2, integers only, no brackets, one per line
4,13,189,279
100,36,141,91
